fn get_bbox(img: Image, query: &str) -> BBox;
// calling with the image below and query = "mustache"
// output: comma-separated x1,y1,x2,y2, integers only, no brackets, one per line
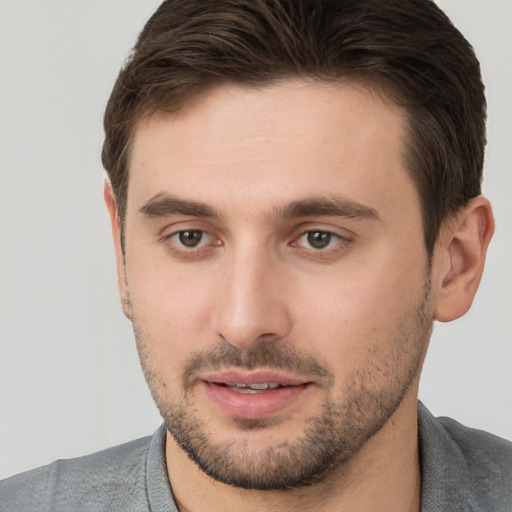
182,339,330,390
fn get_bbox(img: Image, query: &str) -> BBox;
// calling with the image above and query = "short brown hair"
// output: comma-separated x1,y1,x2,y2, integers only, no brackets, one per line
102,0,486,254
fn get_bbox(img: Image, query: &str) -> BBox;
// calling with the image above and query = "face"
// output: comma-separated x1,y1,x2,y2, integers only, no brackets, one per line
115,81,434,489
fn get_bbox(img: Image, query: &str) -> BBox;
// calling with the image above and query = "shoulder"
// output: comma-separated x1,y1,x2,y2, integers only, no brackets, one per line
437,414,512,490
418,402,512,511
0,434,153,512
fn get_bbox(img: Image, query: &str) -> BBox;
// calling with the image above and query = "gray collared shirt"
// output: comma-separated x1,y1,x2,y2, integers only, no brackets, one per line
1,402,511,511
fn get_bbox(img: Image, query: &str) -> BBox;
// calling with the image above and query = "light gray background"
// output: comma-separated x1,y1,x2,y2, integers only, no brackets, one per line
0,0,510,479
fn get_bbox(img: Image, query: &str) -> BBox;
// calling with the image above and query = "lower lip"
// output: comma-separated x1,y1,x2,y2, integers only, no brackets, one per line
203,382,311,420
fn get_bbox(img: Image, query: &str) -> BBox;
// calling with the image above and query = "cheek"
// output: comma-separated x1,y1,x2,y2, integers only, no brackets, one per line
292,250,427,363
126,259,216,363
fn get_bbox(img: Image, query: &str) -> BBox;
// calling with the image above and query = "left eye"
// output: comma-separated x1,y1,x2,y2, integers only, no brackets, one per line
296,230,342,250
171,230,211,248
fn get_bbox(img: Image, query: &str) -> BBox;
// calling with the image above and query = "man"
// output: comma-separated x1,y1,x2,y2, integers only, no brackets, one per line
1,0,510,510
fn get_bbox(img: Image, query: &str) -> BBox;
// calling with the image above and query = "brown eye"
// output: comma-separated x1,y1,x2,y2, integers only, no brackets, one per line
295,230,344,251
307,231,333,249
177,230,205,247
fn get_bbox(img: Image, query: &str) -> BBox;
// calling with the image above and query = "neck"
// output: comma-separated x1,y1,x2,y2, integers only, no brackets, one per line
166,390,421,512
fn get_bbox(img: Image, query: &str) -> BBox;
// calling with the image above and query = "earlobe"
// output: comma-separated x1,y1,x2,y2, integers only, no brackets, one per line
434,196,494,322
103,180,132,320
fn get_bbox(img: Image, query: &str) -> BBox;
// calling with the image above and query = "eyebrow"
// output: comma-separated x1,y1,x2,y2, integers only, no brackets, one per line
139,193,220,219
274,196,380,222
139,193,380,222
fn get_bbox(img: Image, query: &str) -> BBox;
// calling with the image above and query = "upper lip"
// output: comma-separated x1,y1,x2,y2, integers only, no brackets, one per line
201,370,311,387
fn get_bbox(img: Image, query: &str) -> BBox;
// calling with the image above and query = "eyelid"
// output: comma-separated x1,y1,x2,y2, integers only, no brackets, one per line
158,217,217,240
156,217,211,237
159,224,223,261
157,221,353,259
168,229,212,248
289,224,354,255
293,222,354,240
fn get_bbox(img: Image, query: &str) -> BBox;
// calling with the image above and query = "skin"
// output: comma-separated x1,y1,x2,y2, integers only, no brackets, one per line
105,80,494,511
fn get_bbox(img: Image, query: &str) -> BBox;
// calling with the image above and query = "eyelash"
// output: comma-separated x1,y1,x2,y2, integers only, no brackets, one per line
162,230,219,259
161,228,350,259
292,230,347,252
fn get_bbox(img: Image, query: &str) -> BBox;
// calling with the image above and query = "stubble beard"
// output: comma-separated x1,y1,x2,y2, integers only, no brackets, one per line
133,279,432,491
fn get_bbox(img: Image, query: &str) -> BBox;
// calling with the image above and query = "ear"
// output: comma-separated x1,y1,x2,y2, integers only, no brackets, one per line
104,180,132,320
433,195,494,322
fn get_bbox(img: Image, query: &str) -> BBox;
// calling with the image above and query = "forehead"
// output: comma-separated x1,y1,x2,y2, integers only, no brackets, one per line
127,80,417,219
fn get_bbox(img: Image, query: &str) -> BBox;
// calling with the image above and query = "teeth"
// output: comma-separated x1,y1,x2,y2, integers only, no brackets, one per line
226,382,281,392
247,383,271,390
231,387,264,393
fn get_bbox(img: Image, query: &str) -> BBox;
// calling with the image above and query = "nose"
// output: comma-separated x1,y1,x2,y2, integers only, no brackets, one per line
211,246,292,349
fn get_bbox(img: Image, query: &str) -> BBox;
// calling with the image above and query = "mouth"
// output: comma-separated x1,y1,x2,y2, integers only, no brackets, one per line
200,370,314,420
